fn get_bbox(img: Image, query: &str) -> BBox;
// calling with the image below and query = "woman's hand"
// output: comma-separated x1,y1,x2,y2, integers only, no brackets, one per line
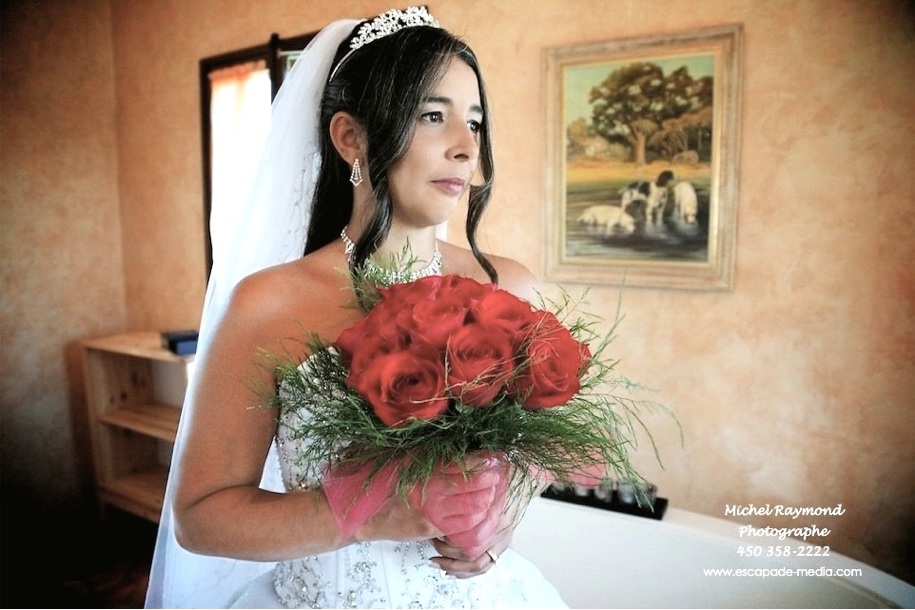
416,455,505,541
355,492,442,543
333,453,505,547
423,453,529,578
428,504,515,578
344,451,528,577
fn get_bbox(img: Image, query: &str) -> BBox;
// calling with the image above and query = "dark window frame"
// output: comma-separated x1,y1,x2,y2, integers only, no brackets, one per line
200,32,317,276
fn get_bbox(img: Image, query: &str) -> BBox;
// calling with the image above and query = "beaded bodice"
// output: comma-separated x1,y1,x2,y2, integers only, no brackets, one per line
270,354,562,608
273,359,484,608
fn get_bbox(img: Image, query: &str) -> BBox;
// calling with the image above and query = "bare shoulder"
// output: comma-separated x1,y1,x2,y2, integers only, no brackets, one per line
222,248,354,344
488,253,541,303
439,242,541,303
229,260,312,318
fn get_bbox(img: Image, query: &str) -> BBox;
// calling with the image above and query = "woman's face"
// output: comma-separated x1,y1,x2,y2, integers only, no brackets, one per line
387,58,482,228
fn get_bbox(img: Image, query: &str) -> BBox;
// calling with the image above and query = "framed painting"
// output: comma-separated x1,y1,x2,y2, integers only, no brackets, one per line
543,24,742,290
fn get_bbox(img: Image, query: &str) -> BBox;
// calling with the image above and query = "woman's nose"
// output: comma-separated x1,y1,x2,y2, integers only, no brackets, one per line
448,123,479,163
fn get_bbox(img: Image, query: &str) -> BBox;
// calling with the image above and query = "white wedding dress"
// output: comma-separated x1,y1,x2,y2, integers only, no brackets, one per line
226,359,567,609
147,18,567,609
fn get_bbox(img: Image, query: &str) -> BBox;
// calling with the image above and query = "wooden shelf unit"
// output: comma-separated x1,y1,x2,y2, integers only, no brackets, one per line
82,332,191,523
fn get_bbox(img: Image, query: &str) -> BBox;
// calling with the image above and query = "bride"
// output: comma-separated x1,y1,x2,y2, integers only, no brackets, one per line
145,7,566,608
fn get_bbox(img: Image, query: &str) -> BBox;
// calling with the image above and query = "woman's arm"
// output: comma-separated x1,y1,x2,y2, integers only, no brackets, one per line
171,271,439,561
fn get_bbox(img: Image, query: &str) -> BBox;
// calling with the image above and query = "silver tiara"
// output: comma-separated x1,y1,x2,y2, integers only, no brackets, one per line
329,6,440,81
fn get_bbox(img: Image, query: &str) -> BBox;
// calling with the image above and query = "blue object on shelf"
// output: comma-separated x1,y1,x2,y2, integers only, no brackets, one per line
161,330,198,356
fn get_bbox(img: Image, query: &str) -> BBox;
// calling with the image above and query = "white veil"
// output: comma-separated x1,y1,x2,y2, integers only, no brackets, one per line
145,19,359,608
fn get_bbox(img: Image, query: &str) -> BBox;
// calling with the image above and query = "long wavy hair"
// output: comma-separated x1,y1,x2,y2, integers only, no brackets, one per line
304,24,497,283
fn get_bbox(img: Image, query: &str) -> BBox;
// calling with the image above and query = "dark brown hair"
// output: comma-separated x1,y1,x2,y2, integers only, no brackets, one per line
304,24,497,283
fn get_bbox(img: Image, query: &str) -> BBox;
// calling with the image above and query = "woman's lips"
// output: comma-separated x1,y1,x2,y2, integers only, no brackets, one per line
432,177,466,195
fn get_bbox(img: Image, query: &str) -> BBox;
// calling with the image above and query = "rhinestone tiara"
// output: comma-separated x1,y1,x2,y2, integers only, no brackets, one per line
329,6,440,81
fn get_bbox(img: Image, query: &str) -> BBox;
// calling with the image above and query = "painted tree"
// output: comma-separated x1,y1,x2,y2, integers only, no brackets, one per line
589,62,713,165
566,118,592,158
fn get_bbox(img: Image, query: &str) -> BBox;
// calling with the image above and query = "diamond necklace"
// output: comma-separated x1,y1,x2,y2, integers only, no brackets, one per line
340,226,442,284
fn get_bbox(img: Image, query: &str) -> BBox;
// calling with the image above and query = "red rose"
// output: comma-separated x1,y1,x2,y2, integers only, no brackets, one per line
334,299,400,366
446,323,516,407
334,325,360,364
395,290,470,350
344,330,411,380
438,275,495,303
349,343,448,427
380,274,443,304
514,311,589,409
470,289,537,347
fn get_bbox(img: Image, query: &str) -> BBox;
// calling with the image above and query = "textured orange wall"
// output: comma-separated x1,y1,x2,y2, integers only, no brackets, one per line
2,0,913,586
1,0,125,512
113,0,914,580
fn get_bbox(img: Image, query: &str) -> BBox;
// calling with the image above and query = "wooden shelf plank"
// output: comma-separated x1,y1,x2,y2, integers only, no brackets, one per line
100,467,169,523
83,332,187,524
84,332,192,363
98,404,181,441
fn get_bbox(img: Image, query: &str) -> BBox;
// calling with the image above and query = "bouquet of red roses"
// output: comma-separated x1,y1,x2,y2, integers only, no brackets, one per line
273,273,661,557
337,274,592,424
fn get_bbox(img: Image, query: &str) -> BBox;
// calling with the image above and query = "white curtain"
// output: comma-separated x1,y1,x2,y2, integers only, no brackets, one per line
209,62,272,266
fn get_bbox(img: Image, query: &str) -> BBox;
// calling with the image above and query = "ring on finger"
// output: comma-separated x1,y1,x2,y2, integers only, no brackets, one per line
485,549,499,564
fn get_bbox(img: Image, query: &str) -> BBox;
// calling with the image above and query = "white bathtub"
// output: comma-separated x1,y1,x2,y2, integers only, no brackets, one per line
512,497,915,608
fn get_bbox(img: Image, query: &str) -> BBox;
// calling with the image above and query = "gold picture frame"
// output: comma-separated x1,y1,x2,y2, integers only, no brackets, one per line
544,24,743,290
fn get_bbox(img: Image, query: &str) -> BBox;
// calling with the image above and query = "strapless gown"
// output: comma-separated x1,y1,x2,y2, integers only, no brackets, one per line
227,359,567,609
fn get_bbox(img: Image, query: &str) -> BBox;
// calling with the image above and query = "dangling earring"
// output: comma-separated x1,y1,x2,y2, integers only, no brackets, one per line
349,159,363,187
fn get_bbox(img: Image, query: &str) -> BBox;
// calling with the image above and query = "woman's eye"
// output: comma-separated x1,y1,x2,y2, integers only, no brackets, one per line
421,111,444,123
468,119,482,134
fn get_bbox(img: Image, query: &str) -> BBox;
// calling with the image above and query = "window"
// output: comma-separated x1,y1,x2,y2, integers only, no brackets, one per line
200,32,316,275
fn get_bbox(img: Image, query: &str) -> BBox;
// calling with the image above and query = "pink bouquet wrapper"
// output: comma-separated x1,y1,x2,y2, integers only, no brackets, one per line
322,454,509,559
566,461,608,489
533,453,608,490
